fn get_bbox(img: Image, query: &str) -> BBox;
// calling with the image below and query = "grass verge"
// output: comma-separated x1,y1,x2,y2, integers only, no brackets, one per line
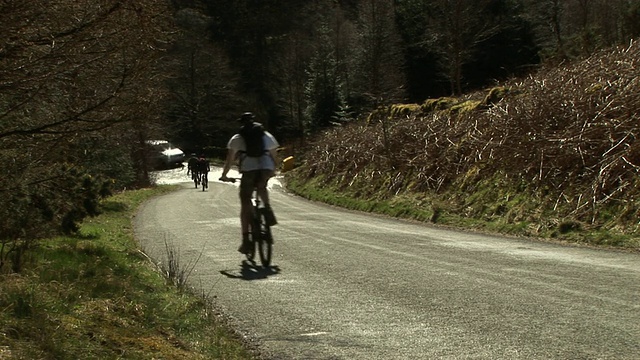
285,173,640,251
0,186,255,359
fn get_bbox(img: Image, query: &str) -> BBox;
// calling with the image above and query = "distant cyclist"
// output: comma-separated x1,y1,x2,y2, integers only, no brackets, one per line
197,154,210,185
220,112,279,254
186,153,199,183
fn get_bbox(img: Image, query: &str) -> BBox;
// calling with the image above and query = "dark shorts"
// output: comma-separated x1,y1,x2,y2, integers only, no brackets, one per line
240,169,272,202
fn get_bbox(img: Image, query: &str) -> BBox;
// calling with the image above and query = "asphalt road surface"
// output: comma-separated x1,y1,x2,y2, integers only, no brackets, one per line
135,166,640,359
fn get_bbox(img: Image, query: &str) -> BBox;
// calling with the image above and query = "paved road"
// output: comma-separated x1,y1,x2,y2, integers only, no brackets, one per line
135,167,640,359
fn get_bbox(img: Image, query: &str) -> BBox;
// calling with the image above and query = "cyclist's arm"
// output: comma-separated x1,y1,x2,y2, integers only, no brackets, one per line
268,148,279,177
220,148,237,179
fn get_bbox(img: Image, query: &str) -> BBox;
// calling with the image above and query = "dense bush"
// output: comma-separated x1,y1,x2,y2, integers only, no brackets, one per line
0,1,176,272
293,40,640,239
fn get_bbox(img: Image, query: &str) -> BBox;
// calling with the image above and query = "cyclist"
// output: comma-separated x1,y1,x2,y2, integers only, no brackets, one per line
187,153,199,180
220,112,279,254
197,154,210,186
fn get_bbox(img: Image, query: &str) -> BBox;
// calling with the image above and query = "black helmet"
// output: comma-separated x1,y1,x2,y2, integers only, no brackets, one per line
238,112,255,123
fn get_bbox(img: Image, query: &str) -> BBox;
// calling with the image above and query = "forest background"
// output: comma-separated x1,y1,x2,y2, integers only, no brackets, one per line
2,0,640,271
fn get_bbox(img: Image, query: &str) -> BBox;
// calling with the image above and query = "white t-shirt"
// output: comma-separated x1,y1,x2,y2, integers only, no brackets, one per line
227,131,279,172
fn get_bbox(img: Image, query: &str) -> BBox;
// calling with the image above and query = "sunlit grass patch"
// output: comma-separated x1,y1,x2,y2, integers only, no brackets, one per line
0,185,254,359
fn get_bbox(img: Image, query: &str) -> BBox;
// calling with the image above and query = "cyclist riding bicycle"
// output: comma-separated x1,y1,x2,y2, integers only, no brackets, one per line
186,153,199,182
220,112,279,254
197,154,210,180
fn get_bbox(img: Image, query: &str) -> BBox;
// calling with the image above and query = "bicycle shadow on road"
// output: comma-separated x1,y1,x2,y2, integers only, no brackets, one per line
219,260,281,281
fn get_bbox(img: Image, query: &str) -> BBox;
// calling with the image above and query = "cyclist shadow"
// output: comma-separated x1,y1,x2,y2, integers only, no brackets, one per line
220,260,281,281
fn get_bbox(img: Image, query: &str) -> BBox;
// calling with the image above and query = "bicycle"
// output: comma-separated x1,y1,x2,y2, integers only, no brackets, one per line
201,171,208,191
219,177,273,267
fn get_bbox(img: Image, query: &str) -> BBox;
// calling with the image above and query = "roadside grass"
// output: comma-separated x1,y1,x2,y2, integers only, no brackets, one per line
285,173,640,250
0,186,254,359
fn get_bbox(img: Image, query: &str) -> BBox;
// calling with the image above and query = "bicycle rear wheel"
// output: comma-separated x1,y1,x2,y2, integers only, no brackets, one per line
257,209,273,267
202,173,208,191
245,239,256,262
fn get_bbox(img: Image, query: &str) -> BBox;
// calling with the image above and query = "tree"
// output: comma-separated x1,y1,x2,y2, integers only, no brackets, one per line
352,0,407,107
522,0,640,61
395,0,449,100
423,0,505,95
204,0,309,125
164,8,246,155
304,22,345,130
272,31,313,144
0,0,176,271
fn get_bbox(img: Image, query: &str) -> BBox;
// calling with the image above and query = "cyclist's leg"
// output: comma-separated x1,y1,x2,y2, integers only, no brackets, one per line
255,169,272,206
238,171,258,252
256,169,277,226
240,172,257,227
